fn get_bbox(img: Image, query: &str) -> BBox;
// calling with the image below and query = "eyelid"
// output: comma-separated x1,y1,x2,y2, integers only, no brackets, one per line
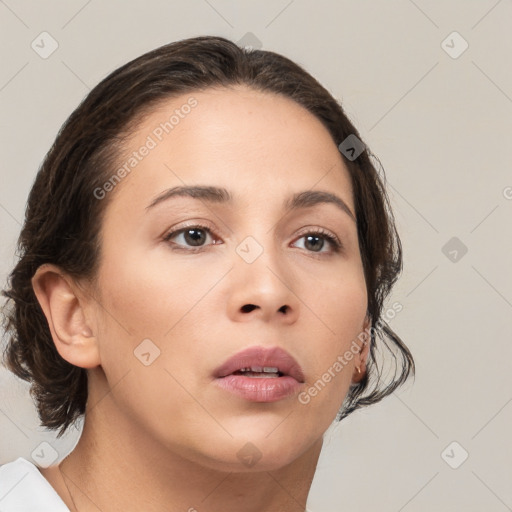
163,222,343,255
293,226,342,247
162,221,218,245
291,227,344,257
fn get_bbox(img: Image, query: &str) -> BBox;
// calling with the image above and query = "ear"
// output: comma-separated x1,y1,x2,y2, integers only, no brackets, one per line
351,315,371,384
31,263,100,369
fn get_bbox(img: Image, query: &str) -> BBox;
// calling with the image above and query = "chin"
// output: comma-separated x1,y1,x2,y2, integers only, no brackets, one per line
195,433,313,473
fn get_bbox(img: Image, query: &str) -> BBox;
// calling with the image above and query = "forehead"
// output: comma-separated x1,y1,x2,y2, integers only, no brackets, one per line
108,85,353,211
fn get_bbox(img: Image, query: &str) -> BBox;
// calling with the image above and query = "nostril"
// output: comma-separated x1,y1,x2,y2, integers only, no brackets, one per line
241,304,258,313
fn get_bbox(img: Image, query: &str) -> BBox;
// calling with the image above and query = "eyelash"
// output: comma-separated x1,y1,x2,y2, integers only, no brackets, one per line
162,223,343,256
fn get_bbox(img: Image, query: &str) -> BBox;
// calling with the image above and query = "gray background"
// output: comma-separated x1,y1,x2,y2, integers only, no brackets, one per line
1,1,511,510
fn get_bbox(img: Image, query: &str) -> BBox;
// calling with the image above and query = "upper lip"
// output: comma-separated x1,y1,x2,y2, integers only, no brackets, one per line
214,346,305,383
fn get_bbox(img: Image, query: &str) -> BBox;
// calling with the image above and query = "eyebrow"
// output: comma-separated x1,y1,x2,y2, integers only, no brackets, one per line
145,185,356,222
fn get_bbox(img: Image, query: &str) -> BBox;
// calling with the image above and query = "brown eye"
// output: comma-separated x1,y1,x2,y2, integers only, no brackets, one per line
292,229,342,254
163,224,217,250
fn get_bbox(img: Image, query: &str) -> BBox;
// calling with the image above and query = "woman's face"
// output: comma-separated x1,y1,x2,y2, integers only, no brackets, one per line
88,86,368,471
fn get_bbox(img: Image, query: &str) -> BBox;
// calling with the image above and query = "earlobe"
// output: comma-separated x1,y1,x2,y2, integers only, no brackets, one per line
31,264,101,369
352,315,371,384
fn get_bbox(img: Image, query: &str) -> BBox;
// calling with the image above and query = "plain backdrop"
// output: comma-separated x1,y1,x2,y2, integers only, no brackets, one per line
1,1,511,510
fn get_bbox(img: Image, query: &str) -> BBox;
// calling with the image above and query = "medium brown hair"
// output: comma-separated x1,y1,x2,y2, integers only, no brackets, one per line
1,35,414,438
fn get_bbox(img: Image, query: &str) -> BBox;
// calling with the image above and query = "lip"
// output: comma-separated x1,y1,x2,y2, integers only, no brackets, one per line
213,346,305,402
213,346,305,382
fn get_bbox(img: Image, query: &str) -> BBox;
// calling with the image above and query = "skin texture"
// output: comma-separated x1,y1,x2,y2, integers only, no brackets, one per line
34,86,370,511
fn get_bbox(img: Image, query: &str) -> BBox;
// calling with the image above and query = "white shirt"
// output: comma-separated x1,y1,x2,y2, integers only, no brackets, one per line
0,457,70,511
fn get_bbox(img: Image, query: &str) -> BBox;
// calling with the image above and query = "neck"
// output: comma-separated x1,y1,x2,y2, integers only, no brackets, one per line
54,370,323,512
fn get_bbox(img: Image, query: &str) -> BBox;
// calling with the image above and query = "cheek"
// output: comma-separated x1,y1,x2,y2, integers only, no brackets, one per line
299,269,367,406
92,246,228,396
308,266,367,345
90,250,219,444
96,246,220,337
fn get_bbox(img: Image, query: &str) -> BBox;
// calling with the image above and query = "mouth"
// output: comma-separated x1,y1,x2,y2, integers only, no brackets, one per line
213,346,305,402
231,367,284,378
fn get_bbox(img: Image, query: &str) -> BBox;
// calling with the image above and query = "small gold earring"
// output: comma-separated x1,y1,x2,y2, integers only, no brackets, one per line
356,366,361,374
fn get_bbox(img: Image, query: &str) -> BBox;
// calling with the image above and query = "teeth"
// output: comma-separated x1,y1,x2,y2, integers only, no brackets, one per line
234,366,281,378
239,366,279,373
245,373,279,378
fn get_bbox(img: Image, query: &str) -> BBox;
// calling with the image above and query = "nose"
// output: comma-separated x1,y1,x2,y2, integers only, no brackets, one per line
225,239,300,325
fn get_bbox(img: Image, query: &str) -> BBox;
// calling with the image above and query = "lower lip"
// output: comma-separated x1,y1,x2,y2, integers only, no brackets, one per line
215,375,302,402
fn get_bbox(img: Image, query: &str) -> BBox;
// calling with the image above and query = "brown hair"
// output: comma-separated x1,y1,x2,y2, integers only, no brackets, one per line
1,35,414,438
